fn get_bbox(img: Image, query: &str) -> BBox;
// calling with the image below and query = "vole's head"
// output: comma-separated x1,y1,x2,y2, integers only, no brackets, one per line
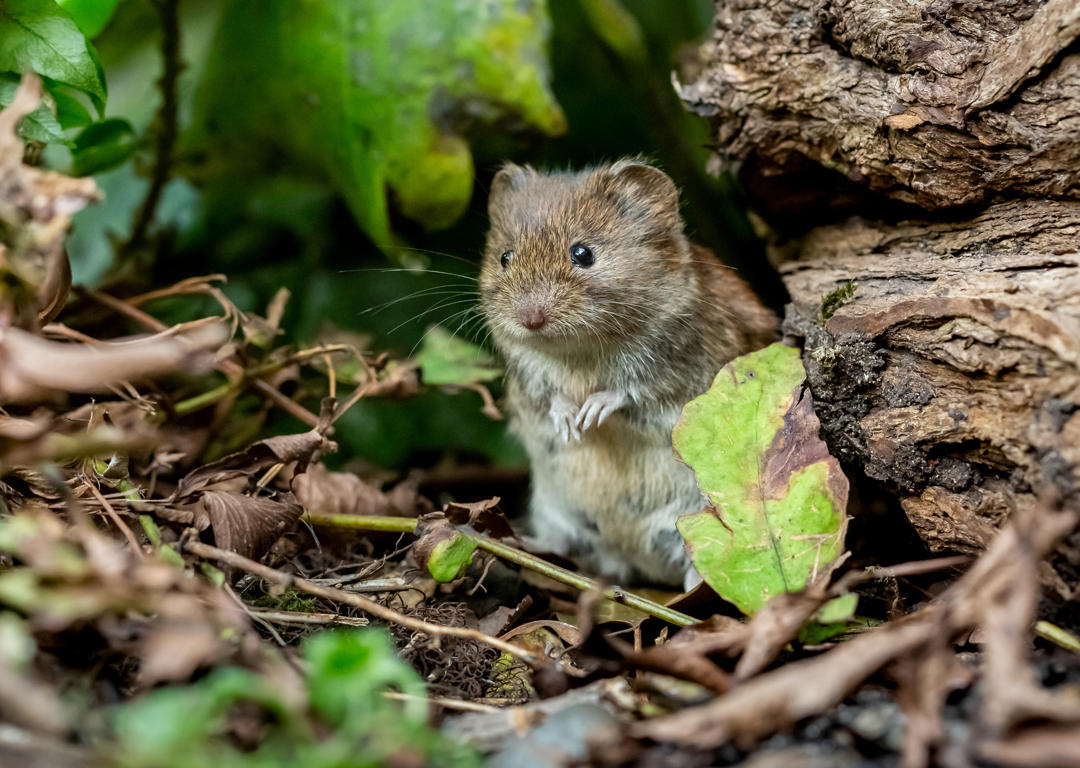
479,159,691,353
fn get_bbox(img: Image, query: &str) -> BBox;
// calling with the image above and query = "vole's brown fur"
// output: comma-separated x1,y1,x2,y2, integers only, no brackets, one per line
480,159,777,585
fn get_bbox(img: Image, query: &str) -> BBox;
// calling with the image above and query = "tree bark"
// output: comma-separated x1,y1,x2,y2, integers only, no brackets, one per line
681,0,1080,595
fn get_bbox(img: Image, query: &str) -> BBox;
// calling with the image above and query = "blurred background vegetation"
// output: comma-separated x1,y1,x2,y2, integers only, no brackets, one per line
4,0,768,477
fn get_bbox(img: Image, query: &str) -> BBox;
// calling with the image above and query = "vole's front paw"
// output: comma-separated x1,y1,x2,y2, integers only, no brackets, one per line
576,390,628,432
550,393,582,442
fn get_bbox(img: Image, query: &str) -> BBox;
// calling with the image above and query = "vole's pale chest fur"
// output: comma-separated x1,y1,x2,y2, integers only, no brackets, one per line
480,159,777,586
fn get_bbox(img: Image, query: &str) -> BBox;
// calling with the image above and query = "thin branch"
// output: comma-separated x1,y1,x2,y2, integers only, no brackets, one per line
181,538,551,669
82,288,322,428
173,345,351,415
303,511,698,627
120,0,181,257
84,480,145,557
247,610,369,627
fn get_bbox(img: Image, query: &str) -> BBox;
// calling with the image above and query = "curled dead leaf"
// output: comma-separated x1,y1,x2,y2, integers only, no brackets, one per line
174,399,336,498
292,463,430,518
161,491,301,562
0,322,228,404
443,496,515,539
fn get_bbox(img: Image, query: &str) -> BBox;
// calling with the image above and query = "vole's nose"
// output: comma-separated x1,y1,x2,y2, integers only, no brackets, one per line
517,305,548,331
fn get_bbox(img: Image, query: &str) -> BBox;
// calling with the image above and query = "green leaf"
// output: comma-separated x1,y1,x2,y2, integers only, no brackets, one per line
416,326,502,387
425,529,478,582
0,0,107,113
304,629,428,726
674,343,849,615
0,71,65,143
71,117,135,176
813,592,858,624
56,0,122,37
44,78,92,129
194,0,565,242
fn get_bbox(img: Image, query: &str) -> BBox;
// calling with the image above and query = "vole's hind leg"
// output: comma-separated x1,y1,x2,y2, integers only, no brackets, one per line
526,483,587,558
549,393,581,442
576,390,628,431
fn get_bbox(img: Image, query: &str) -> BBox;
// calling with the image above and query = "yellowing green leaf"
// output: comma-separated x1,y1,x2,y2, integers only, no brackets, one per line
674,343,849,615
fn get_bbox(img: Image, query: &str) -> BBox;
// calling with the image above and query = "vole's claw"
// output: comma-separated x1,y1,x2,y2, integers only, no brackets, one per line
576,390,628,431
550,394,581,442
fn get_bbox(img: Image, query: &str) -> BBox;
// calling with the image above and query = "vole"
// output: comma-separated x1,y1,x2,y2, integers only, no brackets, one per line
479,159,778,587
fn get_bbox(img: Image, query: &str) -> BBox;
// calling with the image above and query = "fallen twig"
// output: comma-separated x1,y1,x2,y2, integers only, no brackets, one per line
247,610,369,627
83,287,321,427
181,537,552,670
303,511,697,627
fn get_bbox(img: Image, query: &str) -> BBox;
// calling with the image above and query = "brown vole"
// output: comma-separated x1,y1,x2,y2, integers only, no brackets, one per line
479,159,777,586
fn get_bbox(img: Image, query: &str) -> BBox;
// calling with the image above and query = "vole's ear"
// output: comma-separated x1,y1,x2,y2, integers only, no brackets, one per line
604,160,680,227
489,163,528,218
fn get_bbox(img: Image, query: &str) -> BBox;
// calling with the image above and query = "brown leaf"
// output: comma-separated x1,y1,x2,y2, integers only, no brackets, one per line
292,463,428,518
174,400,336,498
165,491,301,560
138,621,229,685
443,496,515,539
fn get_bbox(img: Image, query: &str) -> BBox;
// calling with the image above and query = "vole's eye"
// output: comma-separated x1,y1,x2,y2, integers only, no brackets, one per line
570,243,594,268
500,251,514,269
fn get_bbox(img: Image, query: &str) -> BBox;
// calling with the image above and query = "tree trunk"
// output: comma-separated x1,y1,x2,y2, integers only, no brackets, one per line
681,0,1080,595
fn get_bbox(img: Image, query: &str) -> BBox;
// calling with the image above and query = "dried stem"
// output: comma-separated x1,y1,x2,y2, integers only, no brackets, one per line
174,344,350,415
83,481,145,558
120,0,181,257
182,538,550,669
304,511,697,627
82,288,321,427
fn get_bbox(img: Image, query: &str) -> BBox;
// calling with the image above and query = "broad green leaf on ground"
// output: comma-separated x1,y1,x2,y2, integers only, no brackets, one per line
71,117,135,175
193,0,566,244
416,326,502,387
674,343,849,615
0,0,106,113
57,0,122,38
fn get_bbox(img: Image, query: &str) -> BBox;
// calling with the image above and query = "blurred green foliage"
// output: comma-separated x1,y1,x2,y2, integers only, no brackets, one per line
3,0,758,474
113,628,480,767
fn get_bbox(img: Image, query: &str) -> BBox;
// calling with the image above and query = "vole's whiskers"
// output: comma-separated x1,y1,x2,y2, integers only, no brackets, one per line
383,296,479,337
377,245,482,270
360,285,478,317
338,266,478,283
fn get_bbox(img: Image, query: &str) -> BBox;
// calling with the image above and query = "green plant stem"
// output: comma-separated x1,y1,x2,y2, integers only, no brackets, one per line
304,511,697,627
174,351,333,415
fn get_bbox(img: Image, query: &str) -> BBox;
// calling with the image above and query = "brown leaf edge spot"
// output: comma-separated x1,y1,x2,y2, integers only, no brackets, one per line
761,386,849,511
